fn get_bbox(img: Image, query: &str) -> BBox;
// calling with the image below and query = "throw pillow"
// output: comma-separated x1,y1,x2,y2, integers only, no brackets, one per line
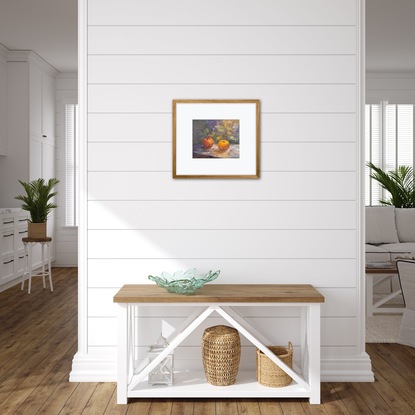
365,206,399,244
395,208,415,242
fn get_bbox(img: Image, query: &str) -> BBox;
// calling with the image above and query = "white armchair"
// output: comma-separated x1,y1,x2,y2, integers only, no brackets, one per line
397,259,415,347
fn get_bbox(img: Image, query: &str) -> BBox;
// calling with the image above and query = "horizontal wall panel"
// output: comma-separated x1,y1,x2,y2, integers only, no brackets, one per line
88,113,357,143
87,200,356,230
88,26,356,55
87,316,357,347
88,258,357,288
88,84,356,114
88,113,171,142
87,142,356,172
87,229,356,259
88,171,356,201
89,287,356,318
87,316,303,347
87,345,359,364
88,55,356,85
88,0,356,26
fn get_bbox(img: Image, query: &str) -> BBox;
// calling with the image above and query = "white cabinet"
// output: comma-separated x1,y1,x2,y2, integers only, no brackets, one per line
0,209,32,291
0,51,57,211
29,65,55,143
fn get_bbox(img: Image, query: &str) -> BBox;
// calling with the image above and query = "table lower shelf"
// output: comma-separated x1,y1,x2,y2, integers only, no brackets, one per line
128,370,310,398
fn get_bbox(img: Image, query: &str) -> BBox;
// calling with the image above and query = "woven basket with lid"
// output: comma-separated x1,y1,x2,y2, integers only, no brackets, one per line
202,325,241,386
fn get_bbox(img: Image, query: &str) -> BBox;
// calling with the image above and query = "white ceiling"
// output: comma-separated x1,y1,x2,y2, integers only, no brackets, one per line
366,0,415,72
0,0,414,74
0,0,77,73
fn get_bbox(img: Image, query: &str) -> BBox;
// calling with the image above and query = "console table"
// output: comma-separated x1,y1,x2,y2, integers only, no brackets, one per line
113,284,325,404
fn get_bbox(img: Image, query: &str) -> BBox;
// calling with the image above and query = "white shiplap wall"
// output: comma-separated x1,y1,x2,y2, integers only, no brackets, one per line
55,73,78,266
71,0,372,382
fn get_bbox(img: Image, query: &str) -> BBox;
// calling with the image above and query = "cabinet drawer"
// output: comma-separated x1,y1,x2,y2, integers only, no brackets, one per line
16,215,29,226
15,228,28,251
1,230,15,256
1,255,15,283
16,252,27,275
1,216,14,229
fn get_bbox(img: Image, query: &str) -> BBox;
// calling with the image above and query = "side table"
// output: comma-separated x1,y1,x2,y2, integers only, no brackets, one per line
365,261,403,316
21,237,53,294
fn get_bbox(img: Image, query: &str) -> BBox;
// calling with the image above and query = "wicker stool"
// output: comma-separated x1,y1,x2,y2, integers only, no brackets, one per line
256,342,293,387
202,325,241,386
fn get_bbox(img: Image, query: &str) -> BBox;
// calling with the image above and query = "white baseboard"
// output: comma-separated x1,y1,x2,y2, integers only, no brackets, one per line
69,352,374,383
321,353,374,382
69,352,117,382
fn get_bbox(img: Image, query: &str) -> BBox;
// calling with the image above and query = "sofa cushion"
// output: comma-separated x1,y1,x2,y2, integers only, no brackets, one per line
379,243,415,258
365,244,391,262
395,208,415,242
365,206,399,244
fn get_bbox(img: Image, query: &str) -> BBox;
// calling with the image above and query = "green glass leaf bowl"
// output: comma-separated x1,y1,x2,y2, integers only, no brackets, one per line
148,268,220,295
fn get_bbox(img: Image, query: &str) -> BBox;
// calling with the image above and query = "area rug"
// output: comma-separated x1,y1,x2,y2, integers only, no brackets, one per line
366,315,402,343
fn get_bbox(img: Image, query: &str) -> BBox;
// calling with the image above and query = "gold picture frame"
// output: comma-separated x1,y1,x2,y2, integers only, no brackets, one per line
173,99,260,179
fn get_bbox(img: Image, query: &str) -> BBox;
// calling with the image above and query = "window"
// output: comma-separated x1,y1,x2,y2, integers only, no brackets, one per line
65,103,79,226
365,102,414,206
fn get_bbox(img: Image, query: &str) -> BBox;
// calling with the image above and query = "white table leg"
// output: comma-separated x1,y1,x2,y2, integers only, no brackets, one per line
21,243,28,290
28,243,33,294
366,273,373,317
308,303,321,404
117,303,129,404
41,243,46,288
47,242,53,291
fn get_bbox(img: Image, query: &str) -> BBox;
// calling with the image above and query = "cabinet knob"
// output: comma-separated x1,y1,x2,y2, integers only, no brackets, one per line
42,134,47,138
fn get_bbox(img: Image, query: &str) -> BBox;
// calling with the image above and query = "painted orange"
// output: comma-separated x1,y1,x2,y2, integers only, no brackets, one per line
217,139,230,151
201,137,214,149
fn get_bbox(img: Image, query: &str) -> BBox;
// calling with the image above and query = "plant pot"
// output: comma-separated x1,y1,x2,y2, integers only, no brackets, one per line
28,222,47,239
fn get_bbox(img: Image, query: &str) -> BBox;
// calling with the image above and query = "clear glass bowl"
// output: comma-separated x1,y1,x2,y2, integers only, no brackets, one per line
148,268,220,295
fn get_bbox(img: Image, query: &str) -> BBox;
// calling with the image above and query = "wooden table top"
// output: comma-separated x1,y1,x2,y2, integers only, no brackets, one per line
113,284,325,304
365,262,397,274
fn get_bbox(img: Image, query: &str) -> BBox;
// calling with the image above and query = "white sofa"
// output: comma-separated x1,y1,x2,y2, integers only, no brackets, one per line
366,206,415,262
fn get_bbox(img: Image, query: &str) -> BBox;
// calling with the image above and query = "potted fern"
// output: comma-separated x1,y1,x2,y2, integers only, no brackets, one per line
367,162,415,208
15,178,59,239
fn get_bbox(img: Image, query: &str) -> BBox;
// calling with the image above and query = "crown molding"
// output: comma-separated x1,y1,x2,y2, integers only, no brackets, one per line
7,50,58,78
0,44,9,62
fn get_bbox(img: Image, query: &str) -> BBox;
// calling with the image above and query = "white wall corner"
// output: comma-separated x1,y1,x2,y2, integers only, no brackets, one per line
69,352,117,382
321,353,374,382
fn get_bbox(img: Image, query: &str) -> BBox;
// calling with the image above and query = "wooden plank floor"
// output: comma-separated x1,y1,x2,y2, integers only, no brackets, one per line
1,267,415,415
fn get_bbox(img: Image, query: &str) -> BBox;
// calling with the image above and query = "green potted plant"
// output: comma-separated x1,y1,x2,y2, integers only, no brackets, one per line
367,162,415,208
15,178,59,239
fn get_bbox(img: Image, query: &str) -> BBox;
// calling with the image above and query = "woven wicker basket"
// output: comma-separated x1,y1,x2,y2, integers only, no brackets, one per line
28,222,47,239
256,342,293,387
202,325,241,386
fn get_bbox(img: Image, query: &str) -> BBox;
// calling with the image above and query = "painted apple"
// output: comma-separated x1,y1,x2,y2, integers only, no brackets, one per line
217,139,230,151
201,136,214,149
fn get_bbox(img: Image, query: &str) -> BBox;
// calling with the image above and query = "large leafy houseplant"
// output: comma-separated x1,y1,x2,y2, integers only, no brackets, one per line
367,162,415,208
15,178,59,238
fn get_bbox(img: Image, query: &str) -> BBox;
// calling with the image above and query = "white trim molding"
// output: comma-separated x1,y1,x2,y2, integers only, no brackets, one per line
69,0,88,382
69,353,117,382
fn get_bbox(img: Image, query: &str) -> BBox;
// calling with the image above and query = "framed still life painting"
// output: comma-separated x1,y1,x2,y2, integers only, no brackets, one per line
172,99,260,178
